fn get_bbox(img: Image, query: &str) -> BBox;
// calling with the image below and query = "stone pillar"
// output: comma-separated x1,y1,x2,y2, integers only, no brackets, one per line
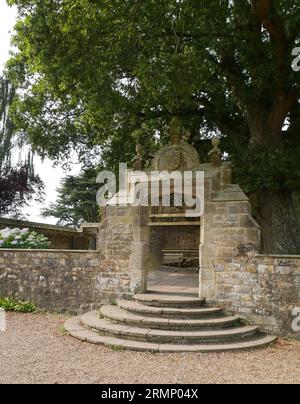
129,206,150,293
199,163,261,301
97,205,150,298
200,202,217,300
97,206,133,298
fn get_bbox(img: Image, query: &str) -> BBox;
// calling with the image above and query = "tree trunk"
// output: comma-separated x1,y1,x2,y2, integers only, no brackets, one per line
258,189,300,254
247,98,300,255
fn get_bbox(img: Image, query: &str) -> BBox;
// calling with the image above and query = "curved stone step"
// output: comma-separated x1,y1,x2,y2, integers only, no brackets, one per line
101,306,239,330
81,312,259,344
65,316,277,353
134,294,205,308
156,335,277,353
118,300,223,318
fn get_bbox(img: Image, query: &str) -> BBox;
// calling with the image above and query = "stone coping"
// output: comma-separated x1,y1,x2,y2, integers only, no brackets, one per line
0,217,80,233
257,254,300,259
0,248,100,253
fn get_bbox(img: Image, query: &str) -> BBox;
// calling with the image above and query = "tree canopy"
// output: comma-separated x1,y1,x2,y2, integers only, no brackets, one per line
6,0,300,184
5,0,300,252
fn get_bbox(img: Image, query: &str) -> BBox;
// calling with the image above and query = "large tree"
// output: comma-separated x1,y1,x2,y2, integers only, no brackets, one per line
6,0,300,253
0,77,43,217
0,77,15,165
41,167,100,227
0,162,44,217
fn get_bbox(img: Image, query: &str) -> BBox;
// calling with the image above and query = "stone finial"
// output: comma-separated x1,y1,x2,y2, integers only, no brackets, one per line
132,143,143,170
136,143,143,157
209,136,222,167
170,117,182,145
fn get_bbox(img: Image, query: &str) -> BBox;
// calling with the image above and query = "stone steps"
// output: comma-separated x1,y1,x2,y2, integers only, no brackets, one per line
65,293,277,353
65,316,277,353
134,294,205,308
100,305,239,330
81,311,259,343
117,300,223,318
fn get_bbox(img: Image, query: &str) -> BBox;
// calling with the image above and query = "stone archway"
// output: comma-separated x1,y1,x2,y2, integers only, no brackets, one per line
99,126,261,301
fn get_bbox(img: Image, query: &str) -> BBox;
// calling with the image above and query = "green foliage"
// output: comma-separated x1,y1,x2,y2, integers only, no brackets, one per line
233,143,300,193
0,297,36,313
109,344,126,352
58,325,68,335
41,166,101,226
5,0,300,193
0,227,50,249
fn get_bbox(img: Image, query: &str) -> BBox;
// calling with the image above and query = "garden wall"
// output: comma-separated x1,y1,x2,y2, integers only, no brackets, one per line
0,249,131,313
0,218,96,250
214,253,300,339
0,206,150,314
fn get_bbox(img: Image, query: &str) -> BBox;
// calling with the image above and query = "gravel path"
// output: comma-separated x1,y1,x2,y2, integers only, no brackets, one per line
0,312,299,384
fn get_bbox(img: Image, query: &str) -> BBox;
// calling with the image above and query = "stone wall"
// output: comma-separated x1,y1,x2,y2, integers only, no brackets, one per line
214,253,300,339
0,206,150,313
0,249,131,313
197,162,300,339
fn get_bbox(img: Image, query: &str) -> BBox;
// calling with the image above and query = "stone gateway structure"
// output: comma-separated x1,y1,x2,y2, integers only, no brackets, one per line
0,131,299,351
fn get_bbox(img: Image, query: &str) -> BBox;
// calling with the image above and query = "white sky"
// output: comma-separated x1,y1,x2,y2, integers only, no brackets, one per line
0,0,16,70
0,0,81,224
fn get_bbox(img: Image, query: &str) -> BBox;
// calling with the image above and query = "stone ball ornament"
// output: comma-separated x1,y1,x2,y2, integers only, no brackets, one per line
211,136,221,148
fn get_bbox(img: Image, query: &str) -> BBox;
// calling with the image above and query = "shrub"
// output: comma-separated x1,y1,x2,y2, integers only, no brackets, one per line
0,297,36,313
0,227,50,249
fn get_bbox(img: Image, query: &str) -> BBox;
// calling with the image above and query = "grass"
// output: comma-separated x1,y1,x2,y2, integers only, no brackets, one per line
58,325,68,336
0,297,37,313
238,317,252,326
109,344,126,352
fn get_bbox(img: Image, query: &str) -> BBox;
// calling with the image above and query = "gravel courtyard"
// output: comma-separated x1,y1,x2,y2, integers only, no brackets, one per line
0,312,299,384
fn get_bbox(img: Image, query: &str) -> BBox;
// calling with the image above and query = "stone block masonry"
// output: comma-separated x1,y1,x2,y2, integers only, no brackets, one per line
0,249,130,313
199,163,261,300
214,253,300,339
98,205,150,295
0,206,150,313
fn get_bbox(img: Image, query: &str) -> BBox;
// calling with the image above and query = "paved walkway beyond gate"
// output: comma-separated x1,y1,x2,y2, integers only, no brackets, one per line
147,268,199,296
